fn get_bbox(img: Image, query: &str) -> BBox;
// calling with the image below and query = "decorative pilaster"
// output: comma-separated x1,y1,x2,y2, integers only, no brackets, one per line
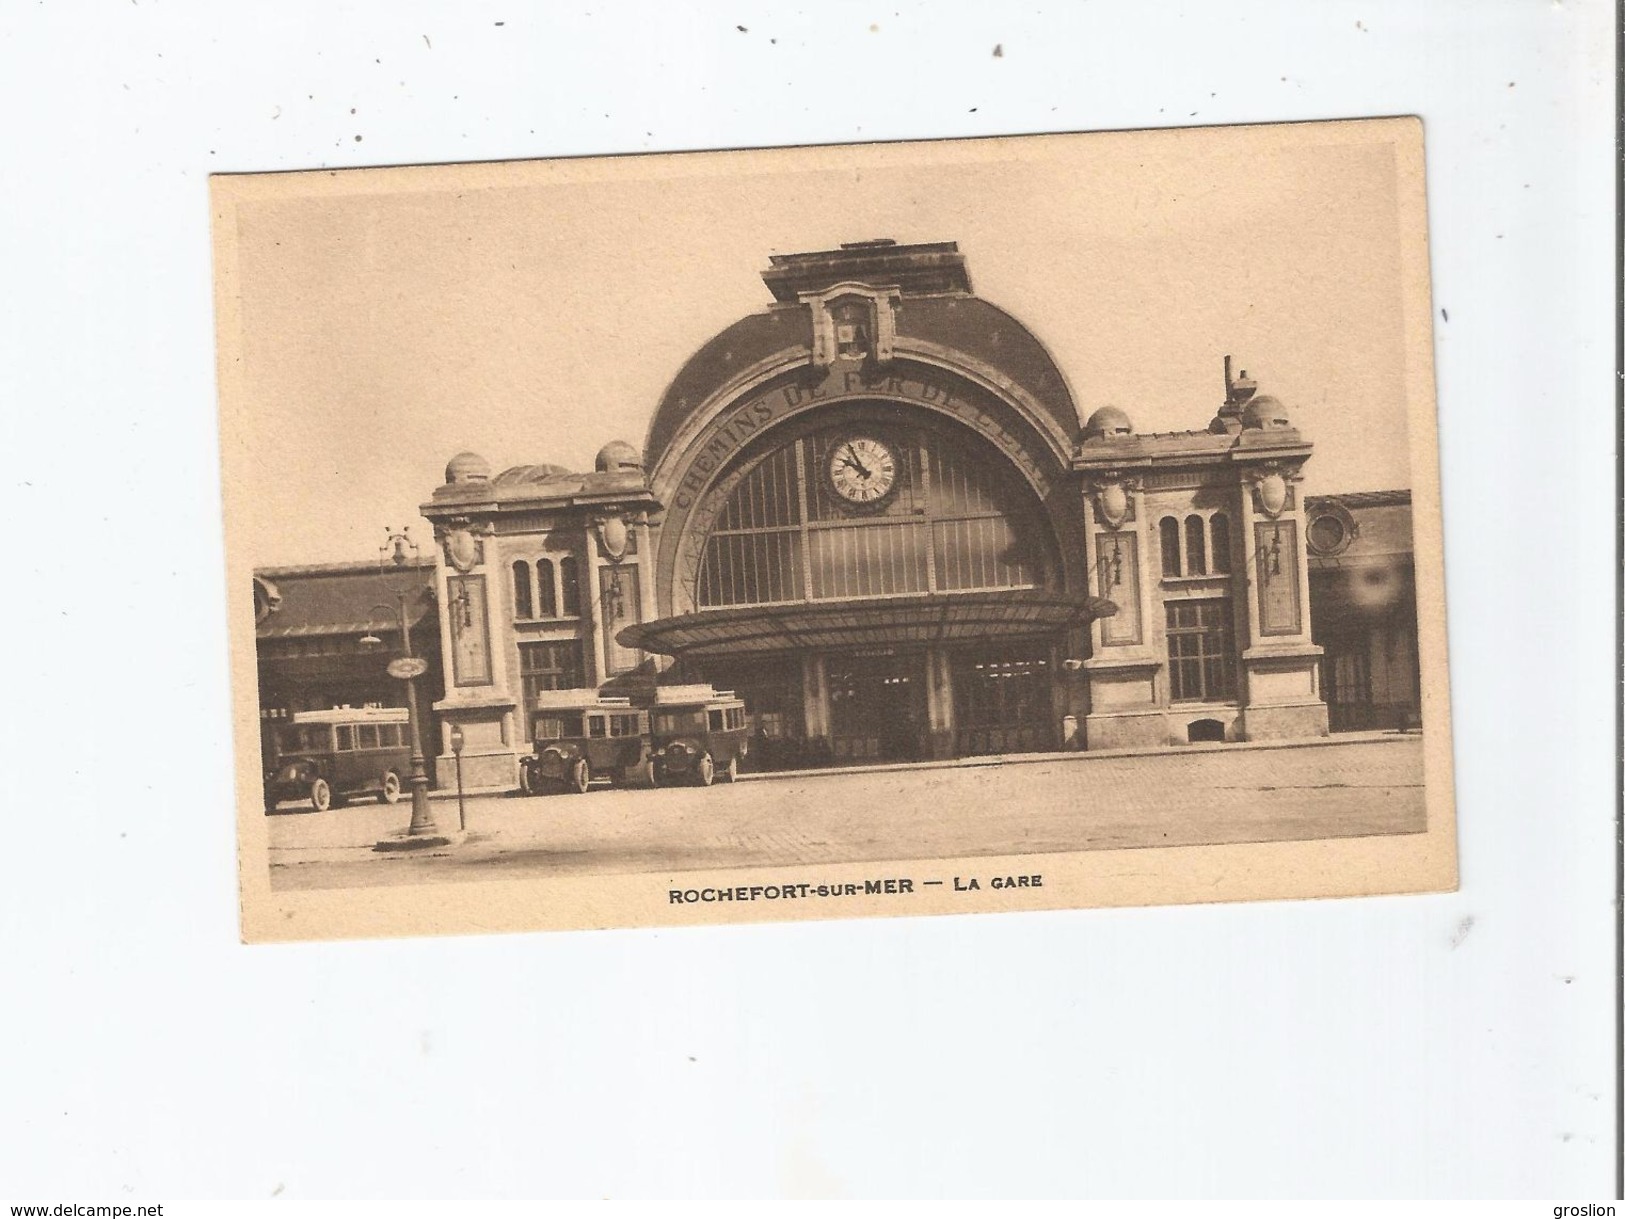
1077,472,1164,749
431,516,518,789
1235,462,1327,741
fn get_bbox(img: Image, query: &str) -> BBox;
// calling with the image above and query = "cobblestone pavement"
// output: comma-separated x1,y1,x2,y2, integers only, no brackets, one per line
264,734,1427,891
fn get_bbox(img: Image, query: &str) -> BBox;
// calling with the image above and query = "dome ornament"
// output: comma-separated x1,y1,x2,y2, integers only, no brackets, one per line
1082,405,1134,443
444,450,492,485
596,441,643,474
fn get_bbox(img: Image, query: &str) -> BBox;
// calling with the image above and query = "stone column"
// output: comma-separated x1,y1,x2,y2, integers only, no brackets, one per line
801,653,830,761
923,647,956,760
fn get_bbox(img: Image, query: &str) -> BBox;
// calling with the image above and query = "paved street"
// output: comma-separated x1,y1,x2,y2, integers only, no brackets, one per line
264,734,1428,892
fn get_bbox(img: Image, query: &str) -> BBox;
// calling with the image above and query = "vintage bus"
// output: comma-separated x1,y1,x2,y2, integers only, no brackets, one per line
648,686,750,786
519,693,655,795
264,706,414,812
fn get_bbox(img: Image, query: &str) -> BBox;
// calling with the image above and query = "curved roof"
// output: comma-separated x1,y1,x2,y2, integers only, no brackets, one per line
618,588,1116,659
643,296,1081,473
643,308,808,467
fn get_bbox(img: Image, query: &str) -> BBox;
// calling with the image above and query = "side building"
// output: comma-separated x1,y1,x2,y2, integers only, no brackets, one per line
1304,490,1421,732
251,558,444,782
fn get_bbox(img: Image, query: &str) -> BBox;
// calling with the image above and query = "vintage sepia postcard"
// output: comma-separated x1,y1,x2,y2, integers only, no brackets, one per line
213,118,1456,943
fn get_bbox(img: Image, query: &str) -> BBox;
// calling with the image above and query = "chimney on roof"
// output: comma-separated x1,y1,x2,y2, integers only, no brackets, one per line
1210,355,1260,435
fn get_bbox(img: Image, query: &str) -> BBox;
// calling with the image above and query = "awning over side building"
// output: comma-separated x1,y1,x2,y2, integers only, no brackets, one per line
253,561,437,640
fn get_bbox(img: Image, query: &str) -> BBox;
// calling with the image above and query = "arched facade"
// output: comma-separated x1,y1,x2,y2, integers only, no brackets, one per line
417,240,1328,788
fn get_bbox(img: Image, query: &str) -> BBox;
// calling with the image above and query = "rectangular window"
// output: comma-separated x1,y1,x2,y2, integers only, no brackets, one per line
1166,599,1237,702
519,641,585,688
700,529,805,605
357,724,380,749
652,708,705,735
519,641,586,738
533,714,582,741
588,716,607,739
335,725,355,751
808,520,930,599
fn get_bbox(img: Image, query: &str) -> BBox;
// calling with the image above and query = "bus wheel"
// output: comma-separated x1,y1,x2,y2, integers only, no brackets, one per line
721,756,739,784
646,762,662,789
309,778,332,812
696,753,715,787
378,771,402,805
571,759,591,794
518,765,534,797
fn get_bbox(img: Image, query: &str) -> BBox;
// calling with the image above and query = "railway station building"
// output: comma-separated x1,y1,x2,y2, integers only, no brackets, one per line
401,239,1424,789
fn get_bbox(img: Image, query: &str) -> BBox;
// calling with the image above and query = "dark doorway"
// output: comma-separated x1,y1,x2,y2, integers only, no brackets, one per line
826,650,926,762
694,653,805,771
949,642,1056,756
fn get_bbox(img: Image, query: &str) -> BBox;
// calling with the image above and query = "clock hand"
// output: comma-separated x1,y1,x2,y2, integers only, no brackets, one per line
843,445,872,479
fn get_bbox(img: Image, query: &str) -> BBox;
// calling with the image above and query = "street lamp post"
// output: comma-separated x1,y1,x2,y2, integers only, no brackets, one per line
449,723,466,832
362,527,440,840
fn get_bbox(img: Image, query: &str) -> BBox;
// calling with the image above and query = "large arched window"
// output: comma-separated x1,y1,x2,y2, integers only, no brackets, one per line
696,421,1055,609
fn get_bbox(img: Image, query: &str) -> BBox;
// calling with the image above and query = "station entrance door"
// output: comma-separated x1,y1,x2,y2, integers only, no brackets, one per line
826,649,927,763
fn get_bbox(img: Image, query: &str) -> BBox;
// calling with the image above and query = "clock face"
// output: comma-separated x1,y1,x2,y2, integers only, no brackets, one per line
828,435,899,507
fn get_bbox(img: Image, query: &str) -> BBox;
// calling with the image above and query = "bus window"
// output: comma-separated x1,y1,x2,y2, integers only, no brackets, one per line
588,716,607,739
534,714,570,741
708,709,725,732
280,724,331,753
652,709,705,735
335,725,355,751
358,724,380,749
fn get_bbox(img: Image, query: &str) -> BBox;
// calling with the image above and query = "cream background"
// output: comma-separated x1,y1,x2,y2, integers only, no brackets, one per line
231,134,1407,566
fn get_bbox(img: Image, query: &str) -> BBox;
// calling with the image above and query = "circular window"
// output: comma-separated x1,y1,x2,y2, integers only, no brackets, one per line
1308,515,1346,553
1307,504,1356,556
